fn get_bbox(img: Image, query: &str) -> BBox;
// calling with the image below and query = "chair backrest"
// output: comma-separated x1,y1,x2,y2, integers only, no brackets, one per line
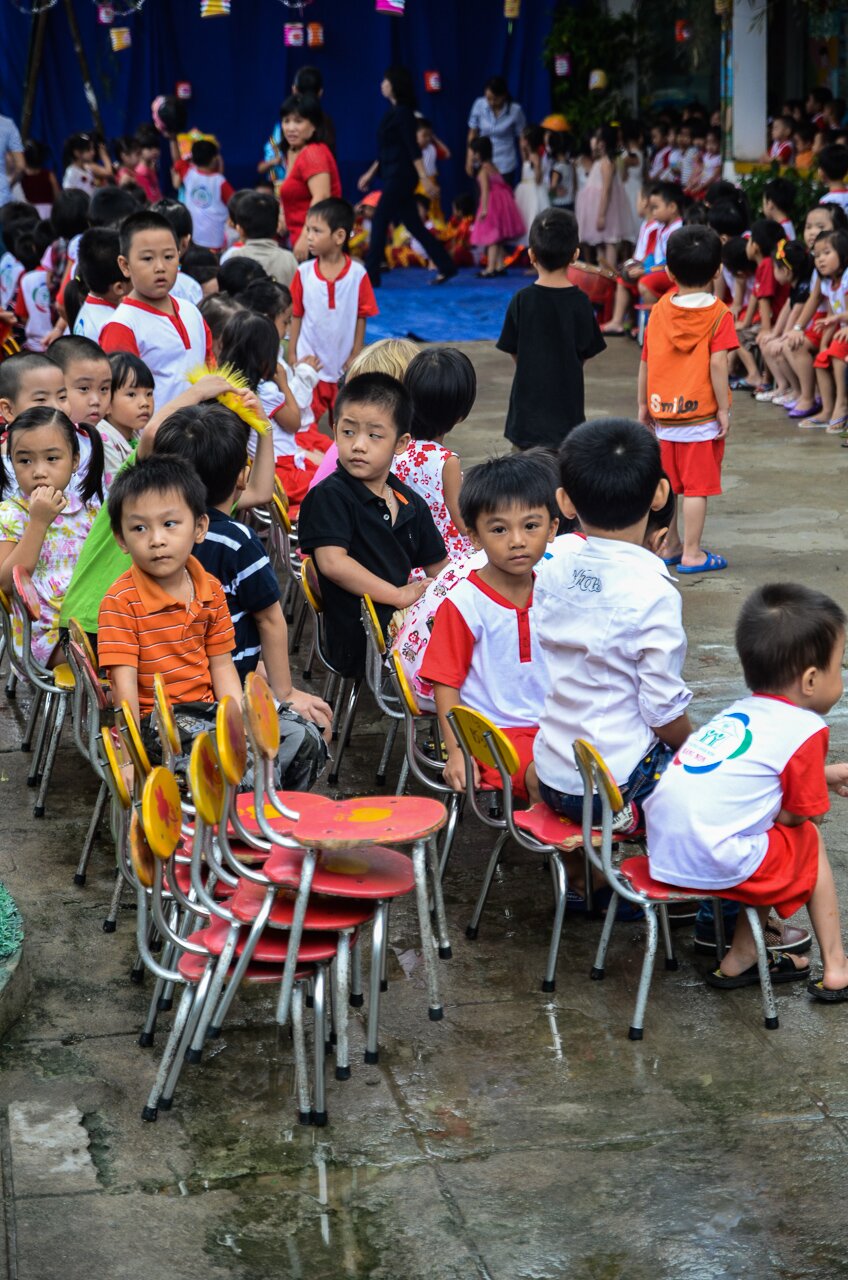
243,670,280,760
69,639,108,712
272,492,291,534
572,738,625,880
100,726,132,811
300,555,322,613
216,694,248,786
141,764,183,859
449,705,520,777
68,618,98,672
11,565,40,621
361,594,386,656
572,739,623,813
153,672,182,761
129,811,156,889
117,700,152,778
188,731,226,826
390,651,421,717
274,475,290,511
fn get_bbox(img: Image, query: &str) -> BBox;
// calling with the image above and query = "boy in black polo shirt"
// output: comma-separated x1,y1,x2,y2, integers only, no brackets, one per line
298,372,448,677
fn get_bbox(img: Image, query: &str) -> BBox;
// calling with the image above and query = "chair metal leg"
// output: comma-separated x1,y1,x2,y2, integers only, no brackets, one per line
311,966,328,1126
5,669,17,699
380,902,390,990
427,836,452,959
74,780,109,885
364,902,387,1064
187,920,246,1058
333,930,351,1080
412,839,443,1021
160,968,216,1109
141,985,196,1122
27,690,53,783
206,890,276,1040
103,868,126,933
395,755,410,797
713,897,727,965
659,905,678,971
290,597,308,654
375,718,398,788
590,892,619,979
302,634,316,681
465,830,509,940
541,853,568,993
328,680,361,786
437,794,461,881
628,905,659,1041
291,983,311,1124
747,906,779,1030
33,694,67,817
275,849,317,1027
20,685,42,750
350,936,363,1007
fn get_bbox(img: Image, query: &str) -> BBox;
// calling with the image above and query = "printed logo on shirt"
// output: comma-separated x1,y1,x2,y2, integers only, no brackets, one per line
674,711,753,773
567,567,602,593
0,262,15,298
650,392,699,416
191,185,212,209
32,281,51,313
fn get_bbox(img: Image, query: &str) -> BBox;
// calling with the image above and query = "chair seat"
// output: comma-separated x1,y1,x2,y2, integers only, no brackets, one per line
619,856,708,903
230,879,376,930
52,663,75,691
178,950,315,984
232,791,333,838
292,795,446,850
186,916,340,963
513,804,596,850
164,862,236,898
264,844,415,898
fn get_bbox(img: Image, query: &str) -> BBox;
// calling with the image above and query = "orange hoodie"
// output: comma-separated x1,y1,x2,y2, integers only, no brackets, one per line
646,293,733,427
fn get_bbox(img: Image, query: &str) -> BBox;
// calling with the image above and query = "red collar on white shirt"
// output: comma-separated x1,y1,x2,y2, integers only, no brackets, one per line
84,293,117,308
121,295,191,348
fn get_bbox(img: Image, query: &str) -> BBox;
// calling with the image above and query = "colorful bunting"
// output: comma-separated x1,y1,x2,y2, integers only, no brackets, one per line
110,25,131,49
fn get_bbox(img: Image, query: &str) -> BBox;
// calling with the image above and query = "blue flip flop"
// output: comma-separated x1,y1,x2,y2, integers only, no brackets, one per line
662,553,683,567
676,550,728,575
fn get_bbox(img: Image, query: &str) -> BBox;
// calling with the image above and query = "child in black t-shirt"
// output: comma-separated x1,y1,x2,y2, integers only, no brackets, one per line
497,209,606,450
298,373,448,677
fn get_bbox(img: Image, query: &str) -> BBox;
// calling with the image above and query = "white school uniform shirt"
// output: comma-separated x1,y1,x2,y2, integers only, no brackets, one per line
645,695,829,890
289,256,379,385
62,164,96,194
654,218,683,267
533,538,692,794
0,252,23,310
821,267,848,316
700,152,722,186
73,294,117,342
99,296,212,413
175,163,235,249
648,146,672,181
13,267,52,350
254,377,302,464
821,190,848,212
419,570,549,729
634,219,660,264
170,269,204,307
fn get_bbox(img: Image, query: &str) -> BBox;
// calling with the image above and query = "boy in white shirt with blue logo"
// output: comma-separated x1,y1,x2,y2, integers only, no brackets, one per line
646,583,848,1000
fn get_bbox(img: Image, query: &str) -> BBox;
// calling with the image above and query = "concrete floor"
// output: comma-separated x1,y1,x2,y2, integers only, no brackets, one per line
1,336,848,1280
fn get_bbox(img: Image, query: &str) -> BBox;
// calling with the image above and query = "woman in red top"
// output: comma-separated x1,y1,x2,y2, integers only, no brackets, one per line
279,95,341,261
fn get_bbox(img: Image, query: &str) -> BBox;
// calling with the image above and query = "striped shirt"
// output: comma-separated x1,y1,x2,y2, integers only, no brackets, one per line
193,508,280,679
97,554,235,712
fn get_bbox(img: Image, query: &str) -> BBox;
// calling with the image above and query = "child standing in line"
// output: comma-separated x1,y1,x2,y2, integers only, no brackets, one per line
576,125,635,270
468,136,526,278
61,133,110,195
100,210,213,410
638,226,738,574
514,125,551,239
73,228,131,342
783,205,847,420
806,229,848,432
497,208,605,451
646,583,848,998
755,240,813,405
762,177,796,240
172,140,235,253
12,224,54,351
288,197,378,424
100,353,155,489
20,141,60,218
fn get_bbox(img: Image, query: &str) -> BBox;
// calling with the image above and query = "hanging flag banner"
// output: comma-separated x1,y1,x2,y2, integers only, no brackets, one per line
424,70,441,93
110,25,131,49
376,0,405,13
306,22,324,46
176,82,193,100
554,54,572,77
200,0,230,15
97,4,115,23
284,22,304,44
504,0,520,17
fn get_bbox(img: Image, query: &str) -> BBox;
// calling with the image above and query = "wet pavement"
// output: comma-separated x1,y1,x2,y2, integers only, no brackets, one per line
1,338,848,1279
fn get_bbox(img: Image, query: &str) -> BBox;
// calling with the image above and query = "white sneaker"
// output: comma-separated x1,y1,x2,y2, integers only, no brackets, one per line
611,802,639,834
754,389,775,402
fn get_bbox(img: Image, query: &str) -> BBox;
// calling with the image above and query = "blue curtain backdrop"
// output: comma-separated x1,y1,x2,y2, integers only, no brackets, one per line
0,0,555,208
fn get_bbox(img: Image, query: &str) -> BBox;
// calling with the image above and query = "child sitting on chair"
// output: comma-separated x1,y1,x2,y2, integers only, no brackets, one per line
420,451,560,802
645,583,848,999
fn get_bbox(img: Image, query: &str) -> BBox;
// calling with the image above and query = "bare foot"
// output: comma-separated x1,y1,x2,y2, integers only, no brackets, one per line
820,957,848,991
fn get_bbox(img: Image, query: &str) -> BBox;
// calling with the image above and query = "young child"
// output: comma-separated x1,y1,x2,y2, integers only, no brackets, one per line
153,403,331,733
762,177,796,240
420,452,559,800
729,219,788,390
497,208,605,451
149,199,203,307
0,352,67,425
133,126,163,204
793,123,816,171
394,347,476,561
199,292,243,361
645,583,848,998
817,144,848,212
221,190,297,287
762,115,795,165
0,406,103,665
783,205,846,420
12,223,54,351
100,352,155,488
548,131,576,211
515,125,551,240
48,335,112,433
636,183,685,305
20,140,60,218
72,228,131,342
638,225,738,574
601,186,660,334
648,123,673,182
289,197,379,423
0,207,37,312
297,372,448,678
532,418,693,837
233,277,324,436
172,140,235,252
699,128,722,192
61,133,107,195
809,228,848,431
100,210,213,410
468,137,526,278
114,135,141,188
755,240,814,405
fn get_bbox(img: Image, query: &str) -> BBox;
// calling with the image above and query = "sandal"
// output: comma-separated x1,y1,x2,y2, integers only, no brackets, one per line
825,416,848,434
797,417,829,429
706,952,809,989
808,977,848,1003
676,550,728,575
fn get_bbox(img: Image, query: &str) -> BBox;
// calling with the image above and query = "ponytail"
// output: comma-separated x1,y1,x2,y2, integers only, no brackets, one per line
77,424,105,505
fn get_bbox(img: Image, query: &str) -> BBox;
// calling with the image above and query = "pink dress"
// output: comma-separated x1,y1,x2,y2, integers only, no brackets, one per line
471,169,526,247
393,440,473,561
576,158,636,246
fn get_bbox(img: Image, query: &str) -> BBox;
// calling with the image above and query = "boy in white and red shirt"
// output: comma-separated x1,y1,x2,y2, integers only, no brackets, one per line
13,227,53,351
420,452,560,802
172,139,235,252
73,228,130,342
763,115,795,165
646,583,848,999
100,210,213,411
289,197,378,423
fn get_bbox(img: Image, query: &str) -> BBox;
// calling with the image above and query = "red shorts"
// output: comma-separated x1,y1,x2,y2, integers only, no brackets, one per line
311,380,338,424
804,310,827,351
640,269,674,298
659,436,725,497
712,820,820,919
814,337,848,369
295,425,332,455
275,455,317,506
479,725,538,802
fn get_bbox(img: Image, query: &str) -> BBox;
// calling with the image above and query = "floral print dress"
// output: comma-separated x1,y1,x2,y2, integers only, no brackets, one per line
393,440,473,562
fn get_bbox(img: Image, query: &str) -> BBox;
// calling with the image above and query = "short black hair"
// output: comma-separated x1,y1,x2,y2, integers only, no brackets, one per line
818,143,848,182
108,351,154,395
721,236,753,275
118,209,178,258
736,583,846,693
707,200,747,238
50,189,90,240
48,334,111,373
559,418,662,530
682,202,709,226
153,404,249,506
808,201,848,231
108,452,207,534
0,406,104,506
794,121,815,145
181,244,218,285
237,277,291,321
230,190,279,240
403,347,476,441
470,136,493,164
280,93,325,137
0,201,38,237
12,220,53,272
219,310,279,388
749,217,784,257
0,352,62,403
459,450,559,529
763,176,796,216
23,139,47,168
452,192,476,218
77,228,124,295
307,197,354,241
666,225,721,286
484,75,510,101
651,182,684,212
335,372,412,439
810,86,833,108
88,185,142,228
199,292,243,341
191,139,219,168
217,255,267,296
529,208,579,271
774,239,812,285
384,66,416,109
293,65,323,95
150,197,193,243
815,228,848,273
645,473,676,540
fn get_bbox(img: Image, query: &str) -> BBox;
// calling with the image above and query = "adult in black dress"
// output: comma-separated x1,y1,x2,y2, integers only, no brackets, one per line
359,66,457,288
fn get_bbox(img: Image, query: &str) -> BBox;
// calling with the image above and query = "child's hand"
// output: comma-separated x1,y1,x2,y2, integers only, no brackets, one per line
297,354,322,372
836,325,848,344
29,485,67,526
192,374,243,401
286,688,333,740
596,213,606,232
443,748,477,793
716,409,731,439
826,762,848,797
637,405,656,432
395,579,433,609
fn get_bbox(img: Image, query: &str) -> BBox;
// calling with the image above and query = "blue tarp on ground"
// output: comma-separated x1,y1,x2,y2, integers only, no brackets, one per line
368,265,526,343
0,0,555,210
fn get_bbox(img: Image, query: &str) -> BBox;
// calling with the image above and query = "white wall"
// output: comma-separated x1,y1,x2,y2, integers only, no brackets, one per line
732,0,767,161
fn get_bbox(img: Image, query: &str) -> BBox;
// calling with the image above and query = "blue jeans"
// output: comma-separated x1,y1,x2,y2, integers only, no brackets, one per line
538,741,673,825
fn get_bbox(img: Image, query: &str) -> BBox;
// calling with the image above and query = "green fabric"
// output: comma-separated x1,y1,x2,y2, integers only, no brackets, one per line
58,451,135,634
